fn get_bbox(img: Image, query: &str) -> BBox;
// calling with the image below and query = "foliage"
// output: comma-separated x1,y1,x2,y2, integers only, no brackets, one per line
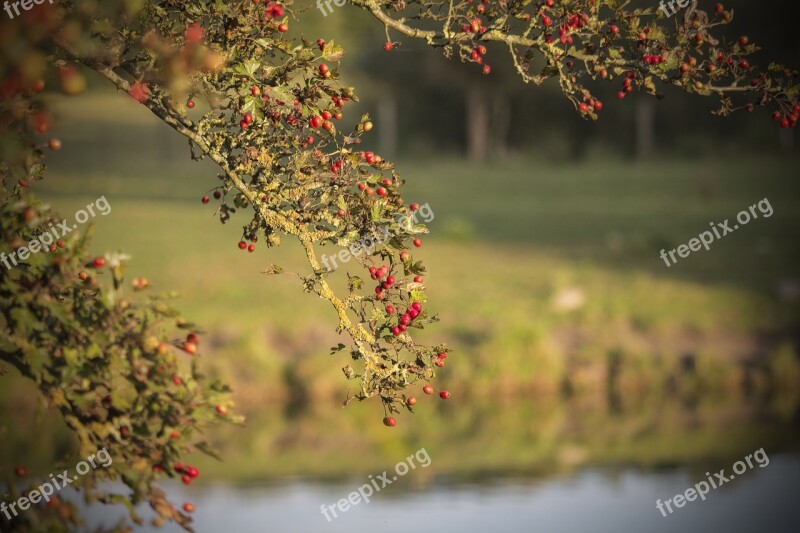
353,0,799,122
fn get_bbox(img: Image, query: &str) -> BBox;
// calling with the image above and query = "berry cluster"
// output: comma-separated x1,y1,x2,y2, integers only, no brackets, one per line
173,463,200,485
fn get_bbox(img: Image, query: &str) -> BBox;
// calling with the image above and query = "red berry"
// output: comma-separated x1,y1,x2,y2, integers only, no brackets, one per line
238,240,247,249
594,101,603,111
202,195,209,204
714,3,724,13
187,333,199,344
248,244,255,252
244,112,253,124
439,390,451,399
738,59,750,69
240,120,248,129
780,118,790,128
318,64,329,74
579,102,589,113
187,466,200,478
413,238,422,247
183,502,195,513
423,384,433,394
214,190,222,199
278,23,288,32
385,304,395,315
15,466,28,478
384,42,393,51
316,38,325,49
181,474,192,485
309,115,322,128
93,257,106,268
412,302,422,311
376,187,387,197
406,396,417,406
609,24,619,35
183,342,197,355
172,375,183,386
413,276,423,283
772,111,782,121
400,251,410,261
409,203,419,211
541,15,551,27
617,91,625,99
482,65,491,75
383,416,396,427
391,326,401,336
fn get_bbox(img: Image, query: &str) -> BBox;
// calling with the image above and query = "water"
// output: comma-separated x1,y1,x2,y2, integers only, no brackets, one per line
74,455,800,532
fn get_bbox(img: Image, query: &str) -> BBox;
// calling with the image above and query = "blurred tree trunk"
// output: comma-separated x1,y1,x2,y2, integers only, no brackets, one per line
377,96,398,159
467,83,489,162
779,126,794,151
489,91,511,159
635,98,656,159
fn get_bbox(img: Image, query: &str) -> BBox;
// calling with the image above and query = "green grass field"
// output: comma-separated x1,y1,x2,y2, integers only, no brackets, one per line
3,90,800,481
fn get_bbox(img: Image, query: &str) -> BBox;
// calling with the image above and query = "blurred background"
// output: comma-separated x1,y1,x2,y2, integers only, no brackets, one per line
2,0,800,531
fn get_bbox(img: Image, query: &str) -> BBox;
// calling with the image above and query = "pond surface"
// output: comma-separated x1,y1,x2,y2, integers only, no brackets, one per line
76,454,800,532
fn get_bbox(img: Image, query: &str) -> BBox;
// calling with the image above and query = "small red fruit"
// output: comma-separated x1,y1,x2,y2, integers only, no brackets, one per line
439,390,451,399
482,65,491,75
406,396,417,406
383,416,396,427
202,195,209,204
187,466,200,478
48,138,62,151
423,384,433,394
93,257,106,268
216,405,227,415
238,240,247,249
248,244,255,252
172,375,183,386
15,466,28,478
413,238,422,248
183,342,197,355
384,42,393,51
181,474,192,485
183,502,196,513
187,100,195,109
278,23,288,32
385,304,395,315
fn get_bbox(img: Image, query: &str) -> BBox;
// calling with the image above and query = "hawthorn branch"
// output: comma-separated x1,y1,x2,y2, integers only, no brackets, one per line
55,44,385,377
